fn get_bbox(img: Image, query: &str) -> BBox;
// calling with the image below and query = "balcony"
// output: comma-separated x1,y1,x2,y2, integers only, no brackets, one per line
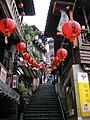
78,30,90,65
4,0,23,38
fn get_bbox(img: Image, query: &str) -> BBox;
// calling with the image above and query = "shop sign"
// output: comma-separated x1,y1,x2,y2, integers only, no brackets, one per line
12,75,18,88
78,72,90,117
0,66,7,83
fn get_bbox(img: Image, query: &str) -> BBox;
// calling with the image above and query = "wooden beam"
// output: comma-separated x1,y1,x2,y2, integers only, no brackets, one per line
53,1,75,15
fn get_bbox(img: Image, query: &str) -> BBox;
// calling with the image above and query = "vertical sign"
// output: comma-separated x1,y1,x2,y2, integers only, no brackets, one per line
12,75,18,88
78,72,90,117
0,66,7,83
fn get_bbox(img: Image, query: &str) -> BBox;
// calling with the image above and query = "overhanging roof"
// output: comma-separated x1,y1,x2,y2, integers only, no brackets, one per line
17,61,38,82
0,80,20,102
44,0,90,54
44,0,84,37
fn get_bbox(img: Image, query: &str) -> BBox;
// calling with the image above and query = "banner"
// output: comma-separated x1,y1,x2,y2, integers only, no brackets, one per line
57,10,69,32
0,65,7,83
78,72,90,117
12,75,18,88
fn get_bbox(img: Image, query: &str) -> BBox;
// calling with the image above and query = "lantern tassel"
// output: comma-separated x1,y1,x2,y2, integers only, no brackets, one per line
5,36,8,44
4,29,10,44
70,37,78,48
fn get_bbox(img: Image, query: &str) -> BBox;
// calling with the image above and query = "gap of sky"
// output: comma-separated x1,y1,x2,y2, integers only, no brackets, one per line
23,0,50,33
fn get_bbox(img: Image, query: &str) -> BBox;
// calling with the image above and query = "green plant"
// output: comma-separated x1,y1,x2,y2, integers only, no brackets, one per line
18,81,27,96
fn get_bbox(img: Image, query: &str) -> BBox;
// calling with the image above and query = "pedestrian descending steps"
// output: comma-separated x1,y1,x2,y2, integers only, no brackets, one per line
23,84,63,120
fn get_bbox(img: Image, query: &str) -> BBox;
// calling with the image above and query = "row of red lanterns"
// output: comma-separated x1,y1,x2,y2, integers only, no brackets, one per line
16,41,45,69
0,18,48,71
0,17,43,69
0,16,44,70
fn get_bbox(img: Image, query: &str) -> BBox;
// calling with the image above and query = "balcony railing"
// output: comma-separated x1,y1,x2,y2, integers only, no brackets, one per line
78,30,90,65
5,0,23,38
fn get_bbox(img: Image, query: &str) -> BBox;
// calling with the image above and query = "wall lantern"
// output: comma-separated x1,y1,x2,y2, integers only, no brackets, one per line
0,18,16,43
56,48,68,62
16,42,26,53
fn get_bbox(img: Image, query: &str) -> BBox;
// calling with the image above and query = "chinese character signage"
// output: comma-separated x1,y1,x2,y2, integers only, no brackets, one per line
0,65,7,83
78,72,90,117
12,75,18,88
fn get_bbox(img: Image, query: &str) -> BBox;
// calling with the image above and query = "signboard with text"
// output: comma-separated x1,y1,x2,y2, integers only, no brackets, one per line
12,75,18,88
78,72,90,117
0,65,7,83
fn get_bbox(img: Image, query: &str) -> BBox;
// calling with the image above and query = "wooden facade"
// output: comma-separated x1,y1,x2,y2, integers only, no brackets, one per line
45,0,90,119
0,0,35,120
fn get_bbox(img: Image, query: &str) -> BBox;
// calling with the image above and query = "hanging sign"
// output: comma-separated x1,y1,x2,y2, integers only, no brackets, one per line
57,10,69,32
0,65,7,83
12,75,18,88
78,72,90,117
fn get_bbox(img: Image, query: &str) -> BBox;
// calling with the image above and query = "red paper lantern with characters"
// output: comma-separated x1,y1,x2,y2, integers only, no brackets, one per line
16,42,26,53
62,20,81,40
0,18,16,43
56,48,68,62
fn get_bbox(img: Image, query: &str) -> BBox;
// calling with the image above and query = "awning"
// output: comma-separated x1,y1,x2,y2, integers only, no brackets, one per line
0,80,20,102
17,61,38,81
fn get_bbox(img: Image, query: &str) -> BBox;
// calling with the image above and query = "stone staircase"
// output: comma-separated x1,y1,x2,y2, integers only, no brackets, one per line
23,84,64,120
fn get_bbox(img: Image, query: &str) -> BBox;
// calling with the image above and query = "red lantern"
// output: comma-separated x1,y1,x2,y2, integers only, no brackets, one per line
35,63,40,69
23,52,30,61
0,18,16,43
32,61,37,67
62,20,81,40
0,18,16,36
16,42,26,53
52,57,60,66
56,48,68,62
39,62,45,69
28,58,33,65
20,12,25,16
18,3,24,8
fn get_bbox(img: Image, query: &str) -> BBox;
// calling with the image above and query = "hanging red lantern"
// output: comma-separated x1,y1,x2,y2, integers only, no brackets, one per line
35,63,40,69
20,12,25,16
56,48,68,62
28,57,33,65
62,20,81,40
18,3,24,8
0,18,16,43
39,62,43,69
16,42,26,53
32,61,37,67
52,57,60,66
23,52,30,61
